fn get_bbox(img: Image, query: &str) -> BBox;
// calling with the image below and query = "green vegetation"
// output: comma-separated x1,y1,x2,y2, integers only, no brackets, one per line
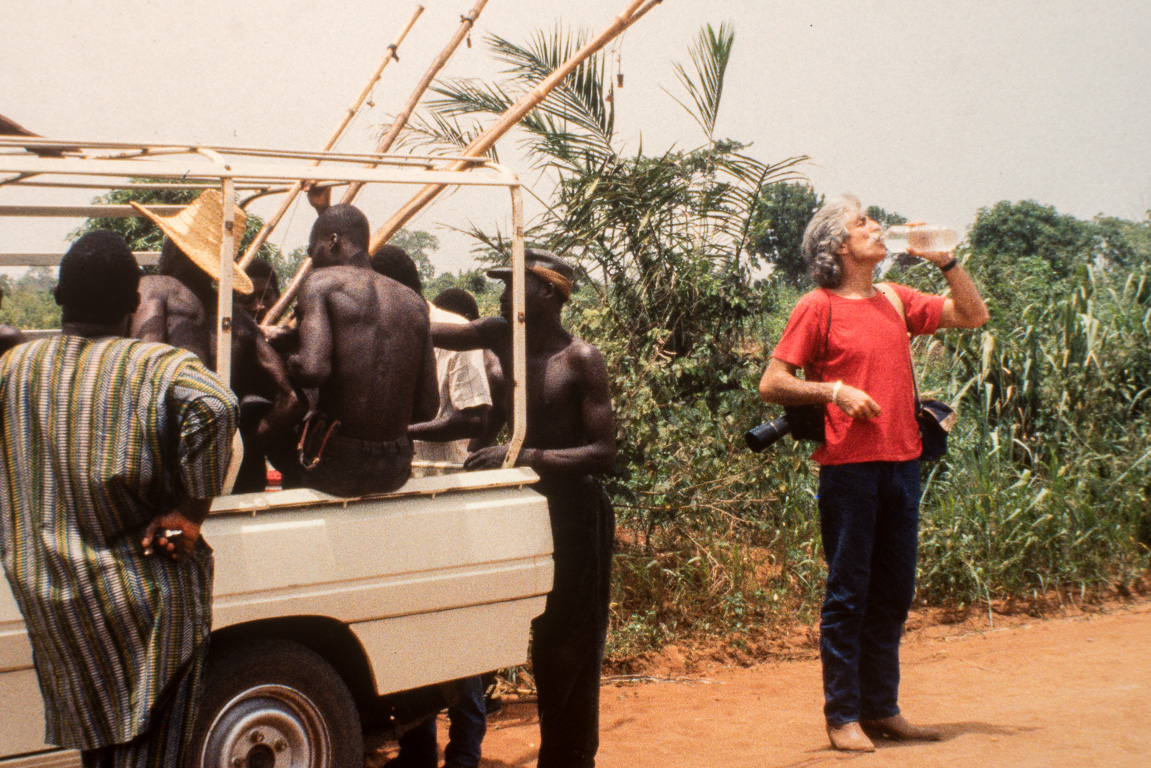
409,22,1151,660
2,22,1147,666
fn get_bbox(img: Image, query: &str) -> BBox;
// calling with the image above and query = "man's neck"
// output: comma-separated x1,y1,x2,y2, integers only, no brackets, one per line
831,258,880,299
61,320,127,339
344,249,372,269
526,317,570,354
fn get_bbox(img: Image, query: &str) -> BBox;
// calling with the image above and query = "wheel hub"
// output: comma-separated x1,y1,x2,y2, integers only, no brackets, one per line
202,684,331,768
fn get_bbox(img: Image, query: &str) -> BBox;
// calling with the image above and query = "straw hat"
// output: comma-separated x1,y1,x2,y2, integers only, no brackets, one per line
130,189,254,294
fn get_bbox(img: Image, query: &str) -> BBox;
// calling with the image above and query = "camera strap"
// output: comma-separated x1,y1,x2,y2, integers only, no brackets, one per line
813,289,833,384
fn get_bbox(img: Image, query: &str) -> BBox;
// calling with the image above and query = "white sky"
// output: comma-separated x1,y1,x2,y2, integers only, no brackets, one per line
3,0,1149,273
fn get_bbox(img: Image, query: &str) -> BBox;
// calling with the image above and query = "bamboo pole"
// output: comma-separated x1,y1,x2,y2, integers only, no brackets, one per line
342,0,490,204
237,4,425,269
367,0,663,254
263,0,493,325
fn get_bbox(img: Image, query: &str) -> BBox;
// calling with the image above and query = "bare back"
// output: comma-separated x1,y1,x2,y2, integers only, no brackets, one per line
131,275,212,364
292,265,438,442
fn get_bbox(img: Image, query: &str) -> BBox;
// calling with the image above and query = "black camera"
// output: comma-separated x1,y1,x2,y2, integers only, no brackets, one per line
744,405,826,452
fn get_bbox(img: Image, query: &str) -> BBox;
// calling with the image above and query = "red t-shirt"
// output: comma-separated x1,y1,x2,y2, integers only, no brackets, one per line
771,284,945,465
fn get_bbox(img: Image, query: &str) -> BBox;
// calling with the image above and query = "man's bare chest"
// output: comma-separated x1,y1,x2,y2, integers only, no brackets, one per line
525,353,579,414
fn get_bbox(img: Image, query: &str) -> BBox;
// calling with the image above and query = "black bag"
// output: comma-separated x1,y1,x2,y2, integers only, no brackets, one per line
916,398,956,462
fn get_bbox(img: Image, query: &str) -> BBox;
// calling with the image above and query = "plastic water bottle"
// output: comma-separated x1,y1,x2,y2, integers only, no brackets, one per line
884,225,958,254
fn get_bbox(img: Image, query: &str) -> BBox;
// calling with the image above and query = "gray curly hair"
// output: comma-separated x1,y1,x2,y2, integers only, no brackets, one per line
802,194,862,289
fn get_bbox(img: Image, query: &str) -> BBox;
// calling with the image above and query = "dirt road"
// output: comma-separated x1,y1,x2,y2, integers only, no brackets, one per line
395,602,1150,768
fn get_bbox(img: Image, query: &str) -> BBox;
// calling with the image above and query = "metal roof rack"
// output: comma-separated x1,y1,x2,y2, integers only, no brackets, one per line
0,138,530,468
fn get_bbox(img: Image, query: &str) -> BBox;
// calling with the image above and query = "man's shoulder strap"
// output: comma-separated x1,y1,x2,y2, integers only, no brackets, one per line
875,283,906,327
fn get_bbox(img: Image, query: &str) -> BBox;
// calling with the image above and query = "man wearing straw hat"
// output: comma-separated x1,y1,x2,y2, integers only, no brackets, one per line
0,230,238,767
290,203,439,496
437,249,617,768
130,190,303,493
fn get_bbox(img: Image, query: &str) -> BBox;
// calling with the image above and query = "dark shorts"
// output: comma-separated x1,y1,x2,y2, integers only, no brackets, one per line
304,433,414,497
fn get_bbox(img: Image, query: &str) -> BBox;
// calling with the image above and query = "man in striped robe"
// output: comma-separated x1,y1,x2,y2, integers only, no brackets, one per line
0,231,238,767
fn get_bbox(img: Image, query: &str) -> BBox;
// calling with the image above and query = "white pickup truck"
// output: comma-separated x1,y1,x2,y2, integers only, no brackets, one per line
0,139,553,768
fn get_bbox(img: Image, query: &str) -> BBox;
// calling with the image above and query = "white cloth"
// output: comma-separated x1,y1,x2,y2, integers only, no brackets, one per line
412,304,492,467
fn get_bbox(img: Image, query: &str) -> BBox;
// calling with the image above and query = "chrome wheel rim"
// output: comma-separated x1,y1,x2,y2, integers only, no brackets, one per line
201,684,331,768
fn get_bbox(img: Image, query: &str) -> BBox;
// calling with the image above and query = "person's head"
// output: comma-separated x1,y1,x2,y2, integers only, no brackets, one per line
309,203,371,269
132,189,253,294
239,256,281,322
432,287,480,321
158,237,213,292
488,249,575,322
55,230,141,325
370,244,423,295
802,194,882,288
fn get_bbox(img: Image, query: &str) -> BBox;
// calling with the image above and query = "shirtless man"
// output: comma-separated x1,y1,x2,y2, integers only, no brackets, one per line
238,256,281,324
129,191,303,493
290,204,439,496
434,250,616,768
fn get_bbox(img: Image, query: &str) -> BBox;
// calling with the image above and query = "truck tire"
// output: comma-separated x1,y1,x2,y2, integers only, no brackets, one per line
189,637,363,768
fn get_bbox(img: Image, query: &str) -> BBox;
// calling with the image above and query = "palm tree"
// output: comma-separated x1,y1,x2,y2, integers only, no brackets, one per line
402,22,806,361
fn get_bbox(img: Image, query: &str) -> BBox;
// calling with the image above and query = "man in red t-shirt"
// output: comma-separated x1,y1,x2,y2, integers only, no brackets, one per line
759,195,988,752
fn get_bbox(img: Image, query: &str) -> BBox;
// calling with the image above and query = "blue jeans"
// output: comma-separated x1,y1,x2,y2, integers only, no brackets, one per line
397,675,487,767
818,461,920,726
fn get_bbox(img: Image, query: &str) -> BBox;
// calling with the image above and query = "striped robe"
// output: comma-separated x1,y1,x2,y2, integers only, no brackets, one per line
0,336,237,751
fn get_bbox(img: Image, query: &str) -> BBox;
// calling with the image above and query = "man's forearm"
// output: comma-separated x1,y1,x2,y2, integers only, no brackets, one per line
177,497,214,525
759,360,836,406
409,406,486,442
517,444,616,476
941,262,990,328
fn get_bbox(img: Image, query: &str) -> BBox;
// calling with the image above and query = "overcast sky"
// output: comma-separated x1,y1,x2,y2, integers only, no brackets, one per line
3,0,1149,272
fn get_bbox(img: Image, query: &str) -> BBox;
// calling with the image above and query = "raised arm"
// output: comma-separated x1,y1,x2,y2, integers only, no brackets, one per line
910,248,990,329
431,316,509,351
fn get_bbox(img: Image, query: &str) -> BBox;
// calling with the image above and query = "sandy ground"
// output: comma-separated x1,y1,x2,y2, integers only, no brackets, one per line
375,601,1151,768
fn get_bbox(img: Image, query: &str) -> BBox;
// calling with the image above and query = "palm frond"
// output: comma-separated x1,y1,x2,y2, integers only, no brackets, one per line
666,22,734,141
394,112,498,162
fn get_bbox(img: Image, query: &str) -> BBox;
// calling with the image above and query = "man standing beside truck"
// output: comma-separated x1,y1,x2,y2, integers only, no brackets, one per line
438,250,617,768
0,231,239,767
